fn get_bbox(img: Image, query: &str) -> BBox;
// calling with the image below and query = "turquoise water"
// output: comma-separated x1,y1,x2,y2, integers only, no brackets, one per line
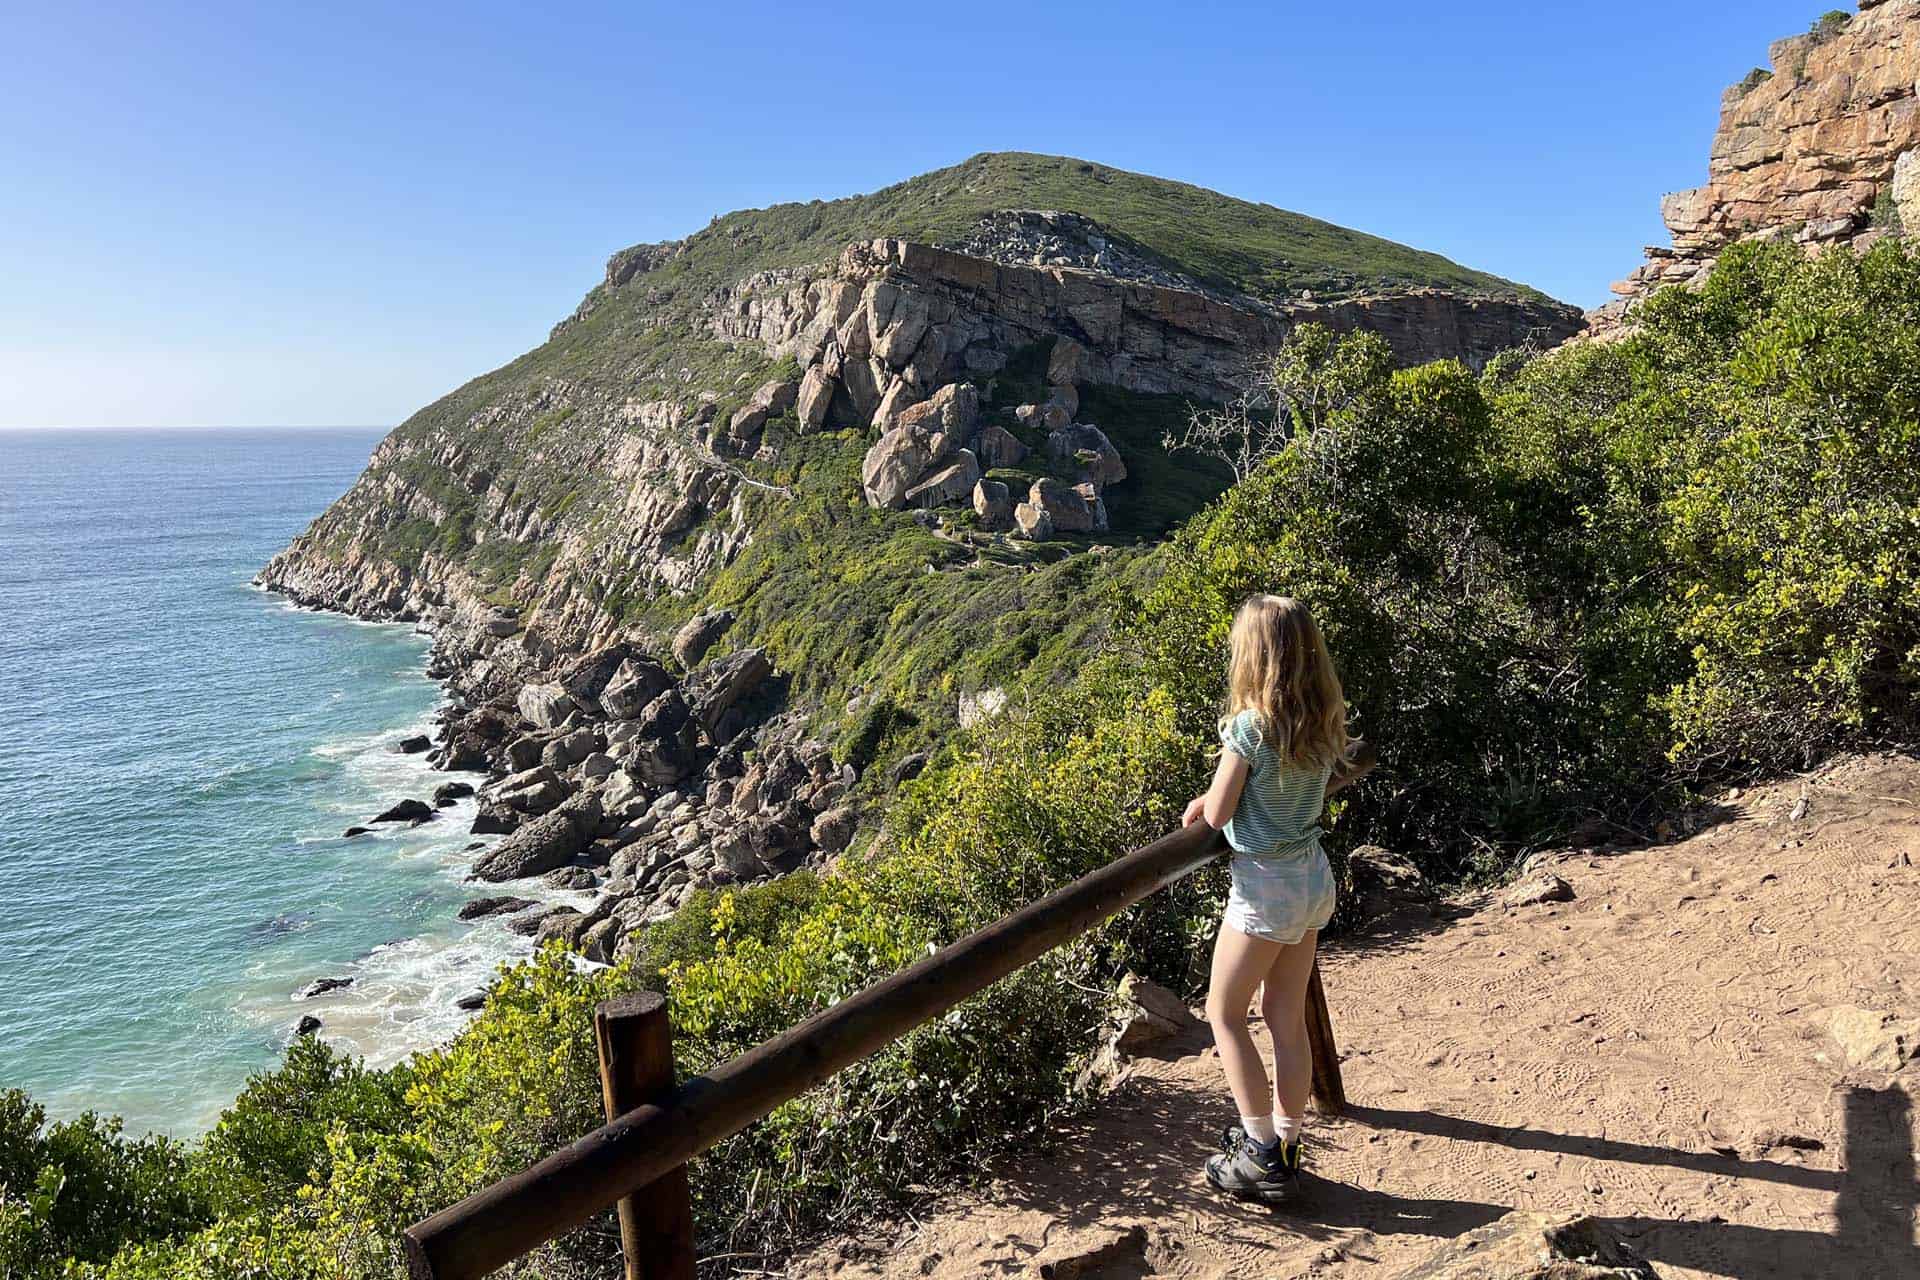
0,429,565,1137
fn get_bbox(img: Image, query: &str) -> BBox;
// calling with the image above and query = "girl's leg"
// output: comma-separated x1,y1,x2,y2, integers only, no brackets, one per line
1257,929,1320,1131
1205,920,1286,1121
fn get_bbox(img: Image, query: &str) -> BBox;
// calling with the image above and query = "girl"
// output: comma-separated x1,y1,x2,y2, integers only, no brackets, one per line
1182,594,1374,1204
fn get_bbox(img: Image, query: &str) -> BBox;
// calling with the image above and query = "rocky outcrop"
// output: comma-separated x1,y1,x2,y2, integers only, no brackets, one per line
1602,1,1920,324
1388,1212,1659,1279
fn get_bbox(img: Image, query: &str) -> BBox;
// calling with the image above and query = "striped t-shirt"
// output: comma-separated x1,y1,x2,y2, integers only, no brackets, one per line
1219,710,1332,857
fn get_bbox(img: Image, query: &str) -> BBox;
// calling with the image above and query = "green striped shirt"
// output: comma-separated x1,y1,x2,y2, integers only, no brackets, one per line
1220,710,1331,857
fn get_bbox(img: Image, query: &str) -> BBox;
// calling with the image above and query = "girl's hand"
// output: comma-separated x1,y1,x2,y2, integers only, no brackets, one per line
1181,796,1207,828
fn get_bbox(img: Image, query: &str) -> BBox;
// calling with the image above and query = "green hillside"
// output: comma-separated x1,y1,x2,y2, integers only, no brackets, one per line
627,150,1551,305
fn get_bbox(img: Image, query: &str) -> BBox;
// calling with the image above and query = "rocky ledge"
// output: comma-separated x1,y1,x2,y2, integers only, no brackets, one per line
1599,0,1920,327
320,601,869,975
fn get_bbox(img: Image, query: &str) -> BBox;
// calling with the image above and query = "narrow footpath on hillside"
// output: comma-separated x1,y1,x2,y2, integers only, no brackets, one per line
785,755,1920,1279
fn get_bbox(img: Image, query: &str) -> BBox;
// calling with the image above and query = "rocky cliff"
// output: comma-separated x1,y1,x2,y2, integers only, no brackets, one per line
258,153,1580,956
1602,0,1920,319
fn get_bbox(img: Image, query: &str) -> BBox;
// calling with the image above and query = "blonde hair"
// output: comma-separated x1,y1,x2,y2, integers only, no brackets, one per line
1222,594,1350,768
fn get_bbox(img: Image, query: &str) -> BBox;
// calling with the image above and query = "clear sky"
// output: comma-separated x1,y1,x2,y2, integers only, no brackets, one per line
2,0,1831,429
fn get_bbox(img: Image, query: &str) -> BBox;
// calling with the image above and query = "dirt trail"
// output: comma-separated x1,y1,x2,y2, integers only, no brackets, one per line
784,754,1920,1279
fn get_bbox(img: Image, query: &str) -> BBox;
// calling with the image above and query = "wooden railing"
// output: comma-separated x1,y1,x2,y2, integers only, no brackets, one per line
403,822,1346,1279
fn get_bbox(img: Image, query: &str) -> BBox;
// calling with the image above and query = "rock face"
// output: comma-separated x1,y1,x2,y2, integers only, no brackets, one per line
1602,2,1920,324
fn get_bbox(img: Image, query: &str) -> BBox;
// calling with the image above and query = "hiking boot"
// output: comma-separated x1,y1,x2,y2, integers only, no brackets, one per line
1206,1131,1304,1205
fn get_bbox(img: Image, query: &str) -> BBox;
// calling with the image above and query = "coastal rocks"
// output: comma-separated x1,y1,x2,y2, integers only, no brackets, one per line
516,683,577,730
396,734,431,754
470,794,603,882
294,1015,323,1037
299,977,354,999
673,609,736,667
684,647,773,741
433,780,475,807
492,765,569,815
371,799,433,824
599,658,675,719
542,728,603,770
457,895,535,920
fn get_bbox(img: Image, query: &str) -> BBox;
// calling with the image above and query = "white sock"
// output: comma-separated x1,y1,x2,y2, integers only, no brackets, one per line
1240,1113,1278,1146
1275,1114,1303,1146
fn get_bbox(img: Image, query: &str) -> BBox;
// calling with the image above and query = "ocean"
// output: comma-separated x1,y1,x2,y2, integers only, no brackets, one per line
0,428,568,1136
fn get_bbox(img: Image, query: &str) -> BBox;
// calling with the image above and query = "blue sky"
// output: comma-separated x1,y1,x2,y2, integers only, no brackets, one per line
2,0,1831,428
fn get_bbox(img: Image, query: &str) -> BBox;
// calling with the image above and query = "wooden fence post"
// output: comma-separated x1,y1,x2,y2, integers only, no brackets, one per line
1305,960,1346,1116
595,993,695,1280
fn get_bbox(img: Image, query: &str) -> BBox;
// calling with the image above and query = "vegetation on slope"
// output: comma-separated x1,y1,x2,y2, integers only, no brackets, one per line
11,237,1920,1277
634,151,1553,305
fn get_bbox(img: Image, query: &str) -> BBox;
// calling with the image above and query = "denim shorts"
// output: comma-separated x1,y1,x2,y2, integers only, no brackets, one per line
1224,844,1336,944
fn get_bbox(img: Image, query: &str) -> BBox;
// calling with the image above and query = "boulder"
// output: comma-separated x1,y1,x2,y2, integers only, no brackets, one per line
371,799,433,825
1826,1005,1919,1072
810,806,858,853
599,658,675,720
599,769,649,822
516,684,576,731
796,365,835,430
433,781,475,807
1027,478,1099,534
579,916,622,964
555,644,637,704
683,648,773,741
1347,845,1430,919
533,907,587,947
396,734,431,754
455,991,488,1011
973,478,1013,529
543,728,602,771
862,424,953,509
673,609,735,668
1503,871,1575,909
299,977,353,1000
294,1015,323,1038
457,895,535,921
469,801,521,835
1012,501,1054,541
1110,974,1199,1054
580,752,617,781
976,423,1027,468
624,690,700,786
1046,423,1126,487
502,734,546,774
1044,382,1080,420
904,449,982,507
888,380,978,437
482,609,520,638
1385,1211,1658,1279
494,765,569,815
471,794,602,882
543,866,598,891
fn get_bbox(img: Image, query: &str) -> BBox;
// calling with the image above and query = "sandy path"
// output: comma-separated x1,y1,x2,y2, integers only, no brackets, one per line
783,754,1920,1279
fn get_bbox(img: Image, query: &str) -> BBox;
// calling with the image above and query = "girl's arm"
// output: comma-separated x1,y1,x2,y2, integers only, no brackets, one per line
1324,739,1378,801
1182,750,1251,830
